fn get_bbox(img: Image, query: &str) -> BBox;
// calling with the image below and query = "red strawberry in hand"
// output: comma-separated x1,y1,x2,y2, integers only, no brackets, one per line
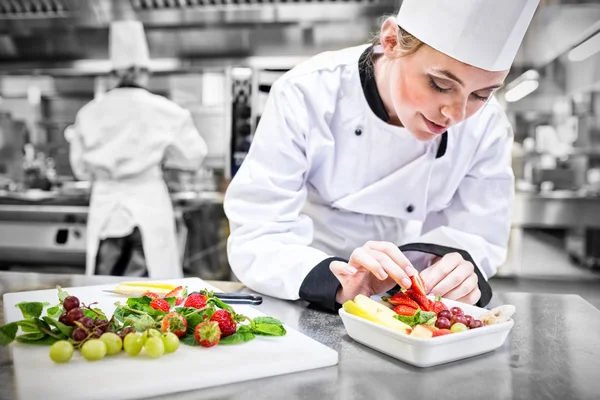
149,298,171,313
405,289,433,312
194,321,221,347
209,310,237,337
409,273,427,296
160,312,188,338
184,293,207,309
387,292,419,309
393,304,418,316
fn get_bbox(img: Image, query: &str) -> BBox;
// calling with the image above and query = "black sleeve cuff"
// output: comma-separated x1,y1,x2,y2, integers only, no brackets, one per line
396,243,493,308
299,257,347,313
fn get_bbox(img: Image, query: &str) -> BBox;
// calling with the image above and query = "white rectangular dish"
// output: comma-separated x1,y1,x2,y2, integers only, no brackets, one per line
339,297,514,368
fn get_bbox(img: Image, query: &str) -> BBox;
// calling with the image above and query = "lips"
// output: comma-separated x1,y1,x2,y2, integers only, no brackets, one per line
421,114,447,135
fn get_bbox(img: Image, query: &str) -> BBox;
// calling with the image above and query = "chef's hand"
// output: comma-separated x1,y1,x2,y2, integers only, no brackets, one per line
330,241,417,305
419,252,481,305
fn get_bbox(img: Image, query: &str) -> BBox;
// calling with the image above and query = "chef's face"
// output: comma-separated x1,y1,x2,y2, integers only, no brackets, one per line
380,21,509,141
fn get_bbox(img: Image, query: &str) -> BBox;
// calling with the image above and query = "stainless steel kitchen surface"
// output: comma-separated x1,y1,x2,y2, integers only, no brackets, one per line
1,272,600,400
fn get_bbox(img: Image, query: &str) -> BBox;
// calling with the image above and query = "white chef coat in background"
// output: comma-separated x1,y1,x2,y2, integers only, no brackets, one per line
67,87,207,278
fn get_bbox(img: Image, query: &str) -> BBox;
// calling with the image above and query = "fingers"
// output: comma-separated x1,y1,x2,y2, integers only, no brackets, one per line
329,260,357,277
347,243,413,289
421,252,463,291
442,274,478,300
364,241,417,277
456,286,482,305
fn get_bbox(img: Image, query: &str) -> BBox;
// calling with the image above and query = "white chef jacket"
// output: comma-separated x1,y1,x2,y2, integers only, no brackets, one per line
224,45,514,310
67,86,207,278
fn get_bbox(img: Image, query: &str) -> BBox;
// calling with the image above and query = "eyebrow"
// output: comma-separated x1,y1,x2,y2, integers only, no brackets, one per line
431,69,505,91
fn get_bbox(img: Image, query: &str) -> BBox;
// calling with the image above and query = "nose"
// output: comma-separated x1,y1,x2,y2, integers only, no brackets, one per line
441,97,467,124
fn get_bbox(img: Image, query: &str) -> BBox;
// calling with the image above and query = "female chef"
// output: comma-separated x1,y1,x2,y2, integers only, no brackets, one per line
224,0,540,311
67,21,207,278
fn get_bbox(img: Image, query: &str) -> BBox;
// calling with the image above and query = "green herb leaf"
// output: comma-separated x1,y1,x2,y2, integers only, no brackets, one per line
15,302,44,319
393,309,436,328
17,320,40,333
43,316,73,337
0,322,18,346
180,334,198,347
418,311,436,325
219,331,255,345
164,297,176,307
252,317,283,326
34,318,52,333
57,286,70,302
15,332,46,343
83,308,108,321
207,296,234,314
181,287,189,297
252,323,286,336
237,324,252,334
17,334,59,346
124,314,156,331
127,296,152,308
46,305,64,320
113,307,127,323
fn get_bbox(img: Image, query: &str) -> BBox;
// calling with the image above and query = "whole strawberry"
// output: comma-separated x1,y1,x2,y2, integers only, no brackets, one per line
161,312,188,338
210,310,236,337
149,298,171,313
432,296,448,314
184,293,207,309
194,321,221,347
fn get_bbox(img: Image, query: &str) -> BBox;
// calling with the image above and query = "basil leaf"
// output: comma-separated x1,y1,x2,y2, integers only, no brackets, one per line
219,331,255,345
0,322,18,346
180,334,198,347
252,324,286,337
15,332,45,343
15,302,44,319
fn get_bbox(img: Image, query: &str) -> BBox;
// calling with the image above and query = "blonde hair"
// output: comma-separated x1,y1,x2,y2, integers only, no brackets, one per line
372,18,424,59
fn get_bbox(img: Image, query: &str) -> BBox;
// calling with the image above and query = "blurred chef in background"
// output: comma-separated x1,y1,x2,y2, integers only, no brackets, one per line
66,21,207,279
225,0,540,311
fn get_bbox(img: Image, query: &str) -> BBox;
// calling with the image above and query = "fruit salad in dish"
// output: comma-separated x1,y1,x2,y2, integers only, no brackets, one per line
343,287,515,339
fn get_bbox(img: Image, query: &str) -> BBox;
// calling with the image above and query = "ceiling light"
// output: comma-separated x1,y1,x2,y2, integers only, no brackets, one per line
504,69,540,103
568,32,600,62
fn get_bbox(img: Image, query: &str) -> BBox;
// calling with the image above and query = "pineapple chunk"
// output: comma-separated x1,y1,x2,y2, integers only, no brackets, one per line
344,294,410,334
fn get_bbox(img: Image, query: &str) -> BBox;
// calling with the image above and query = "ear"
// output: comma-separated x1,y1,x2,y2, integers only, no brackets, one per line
380,17,399,58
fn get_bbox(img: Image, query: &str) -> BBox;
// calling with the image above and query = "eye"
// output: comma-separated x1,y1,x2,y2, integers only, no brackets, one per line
428,76,451,93
471,93,489,102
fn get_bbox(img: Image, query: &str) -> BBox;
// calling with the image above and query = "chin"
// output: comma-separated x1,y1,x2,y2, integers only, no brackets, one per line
408,127,439,142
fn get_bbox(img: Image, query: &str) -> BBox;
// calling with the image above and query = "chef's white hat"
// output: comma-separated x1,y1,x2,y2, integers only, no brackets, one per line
397,0,540,71
109,21,150,70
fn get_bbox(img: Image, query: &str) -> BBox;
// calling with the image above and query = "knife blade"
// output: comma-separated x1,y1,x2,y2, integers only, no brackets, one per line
102,290,263,305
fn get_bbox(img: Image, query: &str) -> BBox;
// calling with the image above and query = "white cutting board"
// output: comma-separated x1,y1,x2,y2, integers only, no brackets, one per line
3,277,339,400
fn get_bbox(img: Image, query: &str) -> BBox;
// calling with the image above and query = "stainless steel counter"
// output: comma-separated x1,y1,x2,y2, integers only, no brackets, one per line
1,271,599,400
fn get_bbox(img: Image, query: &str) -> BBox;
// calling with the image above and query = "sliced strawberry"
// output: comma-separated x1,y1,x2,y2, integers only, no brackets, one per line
165,286,183,298
393,304,418,316
388,292,420,309
405,289,433,312
141,292,159,298
410,273,427,296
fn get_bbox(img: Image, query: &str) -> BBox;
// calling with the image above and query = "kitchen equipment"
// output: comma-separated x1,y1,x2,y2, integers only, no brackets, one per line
3,277,339,400
339,296,514,368
102,287,263,305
